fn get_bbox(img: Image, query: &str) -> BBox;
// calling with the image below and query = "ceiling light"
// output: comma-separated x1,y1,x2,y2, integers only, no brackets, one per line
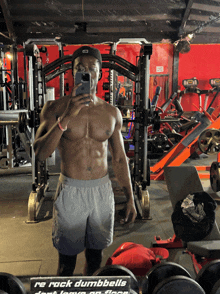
5,52,12,60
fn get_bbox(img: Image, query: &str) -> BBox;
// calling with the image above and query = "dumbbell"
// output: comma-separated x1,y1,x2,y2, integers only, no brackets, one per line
196,259,220,294
144,261,205,294
0,272,27,294
93,264,140,294
211,279,220,294
149,276,205,294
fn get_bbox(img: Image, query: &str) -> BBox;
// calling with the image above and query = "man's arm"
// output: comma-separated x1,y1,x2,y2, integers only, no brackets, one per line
34,85,92,161
33,101,68,161
108,107,137,224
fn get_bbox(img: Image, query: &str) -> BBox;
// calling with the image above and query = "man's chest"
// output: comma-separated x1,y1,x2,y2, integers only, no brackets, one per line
63,109,116,142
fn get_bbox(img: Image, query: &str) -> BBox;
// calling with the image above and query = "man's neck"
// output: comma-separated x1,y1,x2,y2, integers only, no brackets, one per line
90,92,100,106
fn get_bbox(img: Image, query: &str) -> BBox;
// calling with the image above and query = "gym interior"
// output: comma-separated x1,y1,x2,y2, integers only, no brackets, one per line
1,1,220,294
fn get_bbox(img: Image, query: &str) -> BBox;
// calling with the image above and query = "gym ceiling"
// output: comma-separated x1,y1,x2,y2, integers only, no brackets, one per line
0,0,220,46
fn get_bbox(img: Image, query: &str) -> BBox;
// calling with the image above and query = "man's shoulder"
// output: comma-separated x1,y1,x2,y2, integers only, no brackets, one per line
97,97,120,116
105,102,122,122
42,96,68,115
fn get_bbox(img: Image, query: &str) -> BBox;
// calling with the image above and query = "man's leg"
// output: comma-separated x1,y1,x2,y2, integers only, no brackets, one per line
57,252,77,276
84,248,102,276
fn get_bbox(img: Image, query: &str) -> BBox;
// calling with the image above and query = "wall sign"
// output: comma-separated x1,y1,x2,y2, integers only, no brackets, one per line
156,66,164,73
31,276,131,294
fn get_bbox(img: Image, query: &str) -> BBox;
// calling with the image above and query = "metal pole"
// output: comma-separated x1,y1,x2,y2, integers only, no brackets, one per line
109,43,117,105
10,46,15,110
23,43,28,110
13,46,19,109
28,56,36,187
1,50,11,166
7,125,13,168
172,50,179,94
58,42,64,97
1,50,7,110
143,54,150,182
134,71,140,183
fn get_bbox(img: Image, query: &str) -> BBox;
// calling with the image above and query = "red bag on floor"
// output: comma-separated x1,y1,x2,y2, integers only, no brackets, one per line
106,242,169,276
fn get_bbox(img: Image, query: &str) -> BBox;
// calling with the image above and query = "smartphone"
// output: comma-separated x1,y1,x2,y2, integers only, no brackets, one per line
75,72,91,98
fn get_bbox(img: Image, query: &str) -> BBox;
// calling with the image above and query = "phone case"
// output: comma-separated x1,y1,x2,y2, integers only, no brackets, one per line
75,72,91,96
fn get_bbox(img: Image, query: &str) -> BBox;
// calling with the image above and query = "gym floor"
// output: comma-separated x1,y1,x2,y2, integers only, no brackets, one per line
0,151,220,293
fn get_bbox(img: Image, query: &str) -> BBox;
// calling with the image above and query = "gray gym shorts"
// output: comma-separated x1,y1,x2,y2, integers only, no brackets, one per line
52,173,115,256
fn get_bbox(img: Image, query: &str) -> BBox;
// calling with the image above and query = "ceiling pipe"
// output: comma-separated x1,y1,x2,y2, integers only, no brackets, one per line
0,0,16,43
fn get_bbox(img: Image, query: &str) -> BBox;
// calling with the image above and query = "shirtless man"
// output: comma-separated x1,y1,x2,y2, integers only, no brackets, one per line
34,46,137,276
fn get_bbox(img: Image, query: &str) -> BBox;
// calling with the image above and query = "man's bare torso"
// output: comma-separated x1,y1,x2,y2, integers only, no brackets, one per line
51,95,117,180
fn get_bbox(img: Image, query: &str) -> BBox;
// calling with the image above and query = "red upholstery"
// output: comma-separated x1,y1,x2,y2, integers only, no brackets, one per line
106,242,169,276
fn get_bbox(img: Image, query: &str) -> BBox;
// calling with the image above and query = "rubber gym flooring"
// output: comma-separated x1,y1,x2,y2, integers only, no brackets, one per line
0,150,220,293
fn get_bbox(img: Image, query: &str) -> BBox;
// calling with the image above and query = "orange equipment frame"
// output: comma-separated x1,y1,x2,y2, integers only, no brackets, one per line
150,106,220,180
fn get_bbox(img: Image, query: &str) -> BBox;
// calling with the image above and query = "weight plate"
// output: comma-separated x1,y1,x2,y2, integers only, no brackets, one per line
198,128,220,154
134,190,143,220
24,44,34,56
213,130,220,145
93,265,139,293
0,272,27,294
152,275,205,294
137,184,142,201
25,44,39,57
142,276,149,294
210,162,220,192
18,112,27,133
196,260,220,294
211,279,220,294
136,185,150,219
26,191,39,223
147,262,191,294
142,189,150,219
170,122,182,133
152,133,168,151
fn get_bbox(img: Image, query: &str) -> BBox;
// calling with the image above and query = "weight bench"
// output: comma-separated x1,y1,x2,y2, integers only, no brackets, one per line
164,166,220,260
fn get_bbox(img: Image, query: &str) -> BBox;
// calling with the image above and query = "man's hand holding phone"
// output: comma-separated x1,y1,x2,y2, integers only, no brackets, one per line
75,72,91,105
62,83,92,121
59,72,92,129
